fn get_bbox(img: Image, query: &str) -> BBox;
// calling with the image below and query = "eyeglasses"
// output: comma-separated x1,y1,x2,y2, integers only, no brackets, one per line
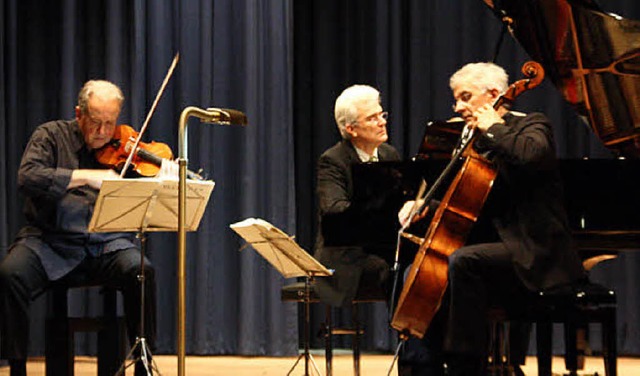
357,111,389,126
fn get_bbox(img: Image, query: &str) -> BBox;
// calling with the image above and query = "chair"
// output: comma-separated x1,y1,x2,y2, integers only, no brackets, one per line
487,280,617,376
45,284,127,376
281,281,387,376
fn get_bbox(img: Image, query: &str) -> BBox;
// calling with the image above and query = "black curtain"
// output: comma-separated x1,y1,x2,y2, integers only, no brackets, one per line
2,0,640,359
1,0,297,356
293,0,640,355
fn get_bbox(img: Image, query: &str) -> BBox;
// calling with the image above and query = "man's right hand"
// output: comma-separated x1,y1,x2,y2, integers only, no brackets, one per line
398,199,428,227
69,169,120,190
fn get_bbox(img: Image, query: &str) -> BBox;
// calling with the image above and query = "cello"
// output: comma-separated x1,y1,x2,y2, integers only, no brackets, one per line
390,61,545,339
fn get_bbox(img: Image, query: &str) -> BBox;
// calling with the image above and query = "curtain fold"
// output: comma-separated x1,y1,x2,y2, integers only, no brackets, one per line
2,0,640,359
292,0,640,355
1,0,296,356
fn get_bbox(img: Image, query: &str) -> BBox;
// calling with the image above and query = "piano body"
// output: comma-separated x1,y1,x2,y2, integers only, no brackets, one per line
335,0,640,269
351,0,640,263
482,0,640,157
481,0,640,254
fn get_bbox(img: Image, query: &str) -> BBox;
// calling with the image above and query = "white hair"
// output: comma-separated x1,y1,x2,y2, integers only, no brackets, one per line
77,80,124,114
449,62,509,94
334,84,381,139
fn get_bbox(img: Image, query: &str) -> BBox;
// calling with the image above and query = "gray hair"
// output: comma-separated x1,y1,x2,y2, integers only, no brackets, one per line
334,84,381,139
449,62,509,94
77,80,124,114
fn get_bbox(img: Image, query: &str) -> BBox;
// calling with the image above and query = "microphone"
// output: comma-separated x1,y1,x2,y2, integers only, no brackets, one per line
195,108,248,125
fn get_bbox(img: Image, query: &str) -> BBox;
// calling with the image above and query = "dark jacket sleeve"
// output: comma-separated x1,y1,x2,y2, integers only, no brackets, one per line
18,123,73,200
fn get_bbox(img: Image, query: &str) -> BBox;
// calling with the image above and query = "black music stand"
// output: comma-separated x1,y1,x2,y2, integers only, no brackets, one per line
230,218,333,376
90,177,215,375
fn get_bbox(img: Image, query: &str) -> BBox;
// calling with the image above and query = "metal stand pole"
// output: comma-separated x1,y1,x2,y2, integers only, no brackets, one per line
177,106,247,376
116,232,160,375
387,337,406,376
287,276,322,376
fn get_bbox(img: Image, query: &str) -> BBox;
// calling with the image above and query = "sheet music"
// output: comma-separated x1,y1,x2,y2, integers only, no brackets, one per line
230,218,332,279
89,178,215,232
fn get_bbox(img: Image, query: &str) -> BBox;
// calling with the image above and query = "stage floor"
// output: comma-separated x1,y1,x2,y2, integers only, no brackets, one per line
0,353,638,375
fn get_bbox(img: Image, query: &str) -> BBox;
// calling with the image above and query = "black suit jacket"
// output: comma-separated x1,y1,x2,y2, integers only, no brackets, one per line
314,140,401,306
476,112,585,290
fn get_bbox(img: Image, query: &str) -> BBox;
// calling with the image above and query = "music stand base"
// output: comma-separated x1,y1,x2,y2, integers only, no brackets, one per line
117,337,160,376
287,351,322,376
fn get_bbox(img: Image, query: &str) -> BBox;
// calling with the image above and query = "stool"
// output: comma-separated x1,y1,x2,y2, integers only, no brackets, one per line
45,285,127,376
488,281,617,376
281,281,387,376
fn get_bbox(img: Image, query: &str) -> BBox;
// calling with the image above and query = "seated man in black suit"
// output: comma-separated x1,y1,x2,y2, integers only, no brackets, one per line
313,84,400,307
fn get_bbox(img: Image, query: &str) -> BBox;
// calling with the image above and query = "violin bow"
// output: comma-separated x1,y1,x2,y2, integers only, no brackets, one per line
120,53,180,178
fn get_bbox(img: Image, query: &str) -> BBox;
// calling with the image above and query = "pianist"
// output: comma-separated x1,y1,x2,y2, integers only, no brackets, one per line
313,84,400,307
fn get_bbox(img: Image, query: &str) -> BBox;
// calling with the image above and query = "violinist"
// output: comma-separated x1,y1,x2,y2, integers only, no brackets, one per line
398,62,586,376
0,80,156,376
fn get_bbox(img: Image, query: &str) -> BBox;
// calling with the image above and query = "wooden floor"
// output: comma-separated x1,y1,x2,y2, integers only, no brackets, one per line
0,353,638,375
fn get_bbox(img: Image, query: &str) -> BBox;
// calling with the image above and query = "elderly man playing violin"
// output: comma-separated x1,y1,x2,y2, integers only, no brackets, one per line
0,80,156,376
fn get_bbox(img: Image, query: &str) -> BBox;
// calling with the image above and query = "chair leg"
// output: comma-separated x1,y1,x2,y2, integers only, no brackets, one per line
97,317,127,376
536,321,552,376
352,303,361,376
97,288,125,376
602,308,617,376
45,317,74,376
487,321,503,376
564,319,579,373
46,287,74,376
324,304,333,376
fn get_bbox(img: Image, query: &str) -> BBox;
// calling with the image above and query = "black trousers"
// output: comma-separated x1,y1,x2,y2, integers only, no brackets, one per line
0,245,156,360
445,242,531,375
398,242,532,376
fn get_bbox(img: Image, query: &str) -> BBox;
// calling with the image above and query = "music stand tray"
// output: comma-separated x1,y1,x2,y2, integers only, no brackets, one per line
89,177,215,233
230,218,332,376
89,177,214,375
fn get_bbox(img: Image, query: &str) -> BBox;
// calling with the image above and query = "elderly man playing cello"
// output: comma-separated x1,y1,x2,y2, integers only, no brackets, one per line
396,62,585,376
0,80,156,376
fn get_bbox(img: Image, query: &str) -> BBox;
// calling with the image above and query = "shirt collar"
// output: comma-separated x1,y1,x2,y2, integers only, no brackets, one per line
70,119,86,153
354,145,379,162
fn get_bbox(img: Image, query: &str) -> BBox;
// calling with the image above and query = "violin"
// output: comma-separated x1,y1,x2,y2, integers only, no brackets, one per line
95,124,204,180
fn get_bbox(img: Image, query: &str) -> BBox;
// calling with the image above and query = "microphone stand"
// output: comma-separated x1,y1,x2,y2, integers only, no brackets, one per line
177,106,247,376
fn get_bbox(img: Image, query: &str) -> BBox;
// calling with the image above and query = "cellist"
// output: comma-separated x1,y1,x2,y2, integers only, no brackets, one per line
397,62,586,376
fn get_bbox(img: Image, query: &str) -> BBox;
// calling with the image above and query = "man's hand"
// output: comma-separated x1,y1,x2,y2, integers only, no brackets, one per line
398,199,427,227
69,169,120,190
470,103,504,132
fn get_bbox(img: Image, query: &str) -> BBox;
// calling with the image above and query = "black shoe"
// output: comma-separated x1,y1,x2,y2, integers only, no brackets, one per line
512,365,525,376
445,355,485,376
9,359,27,376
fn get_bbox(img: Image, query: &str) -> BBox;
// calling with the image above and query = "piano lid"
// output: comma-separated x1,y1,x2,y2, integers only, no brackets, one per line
482,0,640,158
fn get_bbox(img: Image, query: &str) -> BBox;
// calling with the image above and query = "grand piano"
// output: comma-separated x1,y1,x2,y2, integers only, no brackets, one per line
481,0,640,254
351,0,640,266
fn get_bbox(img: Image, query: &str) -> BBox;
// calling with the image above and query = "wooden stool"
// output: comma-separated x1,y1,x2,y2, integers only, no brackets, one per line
488,281,617,376
45,285,127,376
281,281,387,376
